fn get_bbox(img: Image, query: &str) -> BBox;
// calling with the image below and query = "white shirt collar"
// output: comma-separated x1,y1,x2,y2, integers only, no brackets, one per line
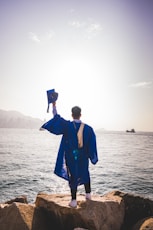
73,119,81,123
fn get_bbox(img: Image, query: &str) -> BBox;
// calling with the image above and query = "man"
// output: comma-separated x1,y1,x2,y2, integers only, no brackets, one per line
41,102,98,208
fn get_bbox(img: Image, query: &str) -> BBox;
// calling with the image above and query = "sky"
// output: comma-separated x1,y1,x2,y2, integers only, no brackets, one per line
0,0,153,131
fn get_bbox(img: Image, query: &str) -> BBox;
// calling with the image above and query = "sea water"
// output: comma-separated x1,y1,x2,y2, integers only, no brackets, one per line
0,128,153,203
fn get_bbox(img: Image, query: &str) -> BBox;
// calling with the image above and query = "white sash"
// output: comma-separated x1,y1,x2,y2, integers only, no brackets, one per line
77,123,84,148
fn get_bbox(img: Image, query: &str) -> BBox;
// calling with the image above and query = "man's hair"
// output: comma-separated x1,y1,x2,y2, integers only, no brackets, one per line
71,106,81,118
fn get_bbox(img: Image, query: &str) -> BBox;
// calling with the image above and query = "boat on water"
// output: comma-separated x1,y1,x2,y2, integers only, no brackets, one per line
126,129,135,133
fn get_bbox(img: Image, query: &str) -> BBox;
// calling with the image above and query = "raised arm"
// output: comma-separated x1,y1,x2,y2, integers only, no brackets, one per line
52,102,57,116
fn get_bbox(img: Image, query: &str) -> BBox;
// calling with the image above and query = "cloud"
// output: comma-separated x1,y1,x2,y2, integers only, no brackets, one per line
69,19,102,39
43,31,55,41
130,81,152,88
86,23,102,39
69,20,86,28
87,23,102,33
29,32,40,43
29,31,55,43
69,8,75,14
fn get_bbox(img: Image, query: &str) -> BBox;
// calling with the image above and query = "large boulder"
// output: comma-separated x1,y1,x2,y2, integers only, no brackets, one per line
0,202,50,230
35,192,125,230
116,191,153,229
132,217,153,230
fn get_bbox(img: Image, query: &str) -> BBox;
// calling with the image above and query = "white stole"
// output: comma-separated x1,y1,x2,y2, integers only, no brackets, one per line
77,123,84,148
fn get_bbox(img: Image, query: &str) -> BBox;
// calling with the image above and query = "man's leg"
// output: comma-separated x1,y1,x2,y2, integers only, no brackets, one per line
71,188,77,200
84,181,91,200
69,187,77,208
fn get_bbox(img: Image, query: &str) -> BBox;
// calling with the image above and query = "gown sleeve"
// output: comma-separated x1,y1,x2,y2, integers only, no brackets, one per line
86,127,98,165
41,114,68,135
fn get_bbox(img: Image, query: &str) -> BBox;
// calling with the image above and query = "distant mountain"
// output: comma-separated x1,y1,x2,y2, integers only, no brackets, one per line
0,110,43,129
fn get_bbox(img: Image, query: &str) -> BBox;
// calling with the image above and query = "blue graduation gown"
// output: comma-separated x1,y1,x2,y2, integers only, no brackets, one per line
41,114,98,189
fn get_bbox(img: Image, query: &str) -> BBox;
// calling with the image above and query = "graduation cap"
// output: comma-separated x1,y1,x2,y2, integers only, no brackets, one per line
46,89,58,113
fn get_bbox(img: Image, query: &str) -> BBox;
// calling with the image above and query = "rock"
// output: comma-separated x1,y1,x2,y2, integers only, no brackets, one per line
5,195,28,204
115,191,153,229
0,202,50,230
35,192,125,230
132,217,153,230
74,228,88,230
0,191,153,230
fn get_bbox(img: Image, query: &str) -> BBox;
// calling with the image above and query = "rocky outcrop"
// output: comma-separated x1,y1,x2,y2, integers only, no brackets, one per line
0,202,50,230
4,195,28,204
117,191,153,229
0,190,153,230
35,192,124,230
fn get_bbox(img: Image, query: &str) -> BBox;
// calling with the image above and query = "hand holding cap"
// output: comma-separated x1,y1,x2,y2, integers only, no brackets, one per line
46,89,58,113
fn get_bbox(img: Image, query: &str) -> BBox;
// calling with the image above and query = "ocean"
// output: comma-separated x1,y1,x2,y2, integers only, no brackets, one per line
0,128,153,203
